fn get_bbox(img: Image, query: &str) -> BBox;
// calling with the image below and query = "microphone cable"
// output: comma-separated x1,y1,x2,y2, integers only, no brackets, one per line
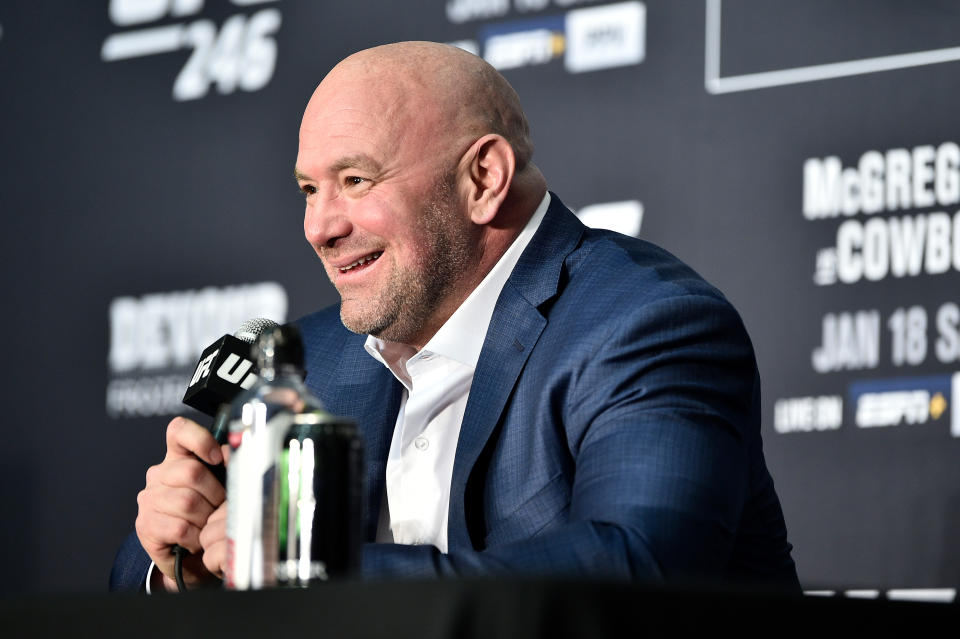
173,545,188,592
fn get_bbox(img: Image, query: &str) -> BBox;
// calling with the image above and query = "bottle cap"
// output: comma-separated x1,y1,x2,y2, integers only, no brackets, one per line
255,324,305,376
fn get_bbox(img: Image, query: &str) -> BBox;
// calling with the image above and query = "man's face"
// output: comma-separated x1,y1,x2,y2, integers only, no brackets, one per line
295,73,476,347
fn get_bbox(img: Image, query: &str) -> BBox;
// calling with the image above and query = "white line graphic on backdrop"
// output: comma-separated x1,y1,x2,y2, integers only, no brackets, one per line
704,0,960,94
805,588,955,602
102,25,182,60
887,588,956,603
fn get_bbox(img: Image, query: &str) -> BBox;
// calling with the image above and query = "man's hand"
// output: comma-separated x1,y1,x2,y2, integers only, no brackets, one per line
136,416,226,591
199,501,228,579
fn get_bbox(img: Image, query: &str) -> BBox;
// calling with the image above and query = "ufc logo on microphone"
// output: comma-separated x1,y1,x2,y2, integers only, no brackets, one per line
189,350,219,386
217,354,257,389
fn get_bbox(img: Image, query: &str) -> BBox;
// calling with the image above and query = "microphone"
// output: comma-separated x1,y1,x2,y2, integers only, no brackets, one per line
183,317,278,451
182,317,280,419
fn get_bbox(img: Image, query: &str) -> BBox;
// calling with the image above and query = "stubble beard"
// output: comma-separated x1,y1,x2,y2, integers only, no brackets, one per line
338,173,473,345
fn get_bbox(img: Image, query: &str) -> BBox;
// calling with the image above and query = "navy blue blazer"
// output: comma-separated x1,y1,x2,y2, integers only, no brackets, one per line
110,194,798,591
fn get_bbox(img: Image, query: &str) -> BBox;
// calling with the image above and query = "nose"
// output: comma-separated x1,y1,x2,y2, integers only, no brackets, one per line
304,196,352,251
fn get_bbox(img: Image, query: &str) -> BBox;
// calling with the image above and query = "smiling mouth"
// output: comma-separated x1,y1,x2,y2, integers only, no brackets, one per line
339,251,382,273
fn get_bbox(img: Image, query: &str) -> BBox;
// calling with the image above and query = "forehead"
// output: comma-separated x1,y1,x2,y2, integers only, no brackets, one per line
297,68,439,170
299,96,394,161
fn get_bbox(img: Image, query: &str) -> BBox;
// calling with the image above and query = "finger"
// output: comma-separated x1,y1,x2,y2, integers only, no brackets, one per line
199,503,227,546
153,457,226,507
199,502,227,578
206,501,228,525
221,444,231,467
146,485,219,530
198,505,226,552
201,537,227,579
136,507,204,555
165,417,223,465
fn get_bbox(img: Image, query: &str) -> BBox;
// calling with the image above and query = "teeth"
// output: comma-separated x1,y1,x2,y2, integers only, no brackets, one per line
339,251,382,272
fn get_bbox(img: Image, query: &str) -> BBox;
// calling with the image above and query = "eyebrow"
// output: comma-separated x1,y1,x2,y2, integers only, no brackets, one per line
330,154,382,174
294,154,382,182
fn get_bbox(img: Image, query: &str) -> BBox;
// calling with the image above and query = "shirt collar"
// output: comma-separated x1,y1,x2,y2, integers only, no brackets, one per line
365,191,551,372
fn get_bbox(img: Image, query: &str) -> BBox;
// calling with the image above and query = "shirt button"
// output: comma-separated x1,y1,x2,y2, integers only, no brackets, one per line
414,436,429,451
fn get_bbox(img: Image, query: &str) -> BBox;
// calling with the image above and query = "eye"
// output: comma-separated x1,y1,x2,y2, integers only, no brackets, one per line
345,176,366,186
299,183,317,197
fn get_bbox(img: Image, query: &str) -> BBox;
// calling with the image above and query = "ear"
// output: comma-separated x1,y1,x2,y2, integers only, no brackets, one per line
462,134,515,225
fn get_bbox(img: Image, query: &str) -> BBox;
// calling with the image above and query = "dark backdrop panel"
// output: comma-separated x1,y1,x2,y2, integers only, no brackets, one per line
1,1,957,597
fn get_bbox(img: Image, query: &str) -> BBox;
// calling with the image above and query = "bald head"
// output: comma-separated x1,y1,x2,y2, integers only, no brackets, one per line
313,41,535,170
296,42,547,348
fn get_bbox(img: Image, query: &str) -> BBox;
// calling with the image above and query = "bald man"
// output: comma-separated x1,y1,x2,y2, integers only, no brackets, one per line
111,42,799,593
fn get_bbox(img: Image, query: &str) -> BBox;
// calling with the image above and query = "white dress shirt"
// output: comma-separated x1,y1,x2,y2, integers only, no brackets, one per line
365,191,550,552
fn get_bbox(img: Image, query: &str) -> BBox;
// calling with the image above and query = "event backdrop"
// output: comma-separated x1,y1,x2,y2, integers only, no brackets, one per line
1,0,958,597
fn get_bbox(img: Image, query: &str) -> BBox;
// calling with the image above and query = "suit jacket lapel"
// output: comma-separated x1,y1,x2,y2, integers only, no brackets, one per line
447,194,586,549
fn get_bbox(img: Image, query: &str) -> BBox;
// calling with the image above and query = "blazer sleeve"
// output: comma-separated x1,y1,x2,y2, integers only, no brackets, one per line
109,530,152,592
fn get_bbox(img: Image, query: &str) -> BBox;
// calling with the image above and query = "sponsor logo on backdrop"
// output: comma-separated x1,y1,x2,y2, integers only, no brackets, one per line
849,374,956,432
101,0,282,101
481,15,565,71
564,1,644,73
447,1,644,74
106,281,287,418
446,0,601,25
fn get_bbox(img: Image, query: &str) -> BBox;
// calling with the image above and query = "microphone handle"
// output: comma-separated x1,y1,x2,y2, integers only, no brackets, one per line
203,404,230,486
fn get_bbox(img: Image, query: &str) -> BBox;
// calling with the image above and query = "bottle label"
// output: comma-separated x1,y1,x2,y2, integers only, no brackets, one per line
224,410,295,590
